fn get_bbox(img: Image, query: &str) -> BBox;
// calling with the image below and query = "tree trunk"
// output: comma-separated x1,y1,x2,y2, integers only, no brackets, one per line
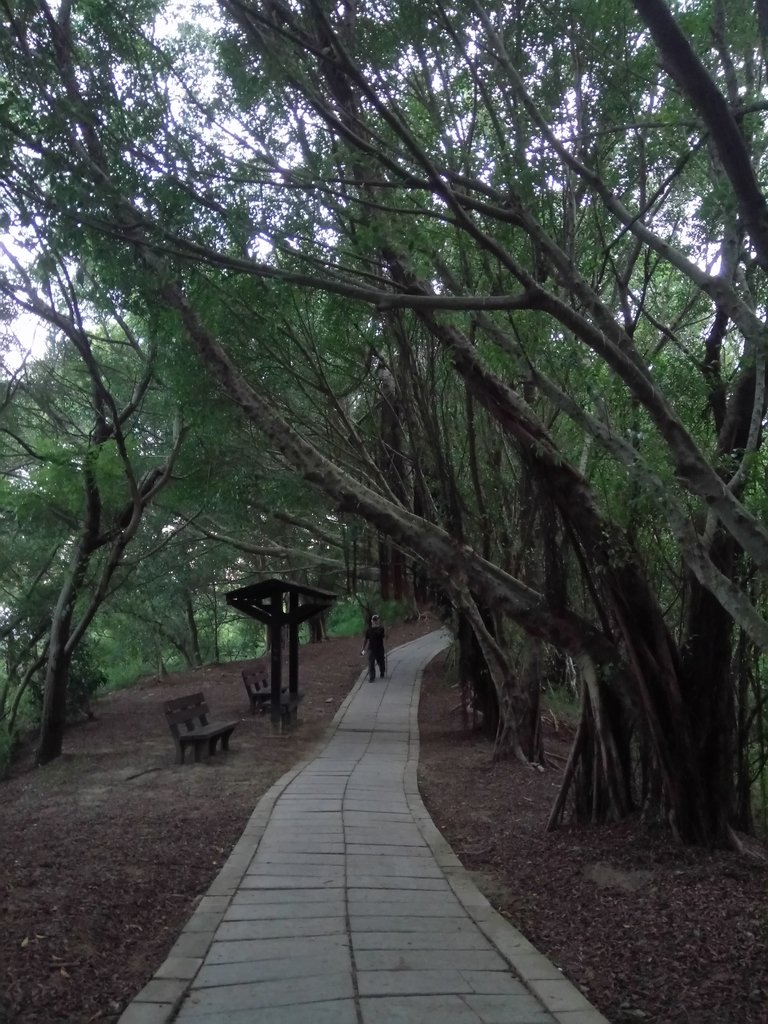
185,591,203,667
378,536,391,602
517,638,544,763
734,628,754,833
456,609,498,736
37,641,72,765
391,545,406,602
549,654,632,828
309,613,327,642
37,567,79,765
678,531,738,843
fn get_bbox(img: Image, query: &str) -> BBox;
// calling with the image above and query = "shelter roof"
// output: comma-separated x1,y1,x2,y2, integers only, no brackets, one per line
225,577,337,626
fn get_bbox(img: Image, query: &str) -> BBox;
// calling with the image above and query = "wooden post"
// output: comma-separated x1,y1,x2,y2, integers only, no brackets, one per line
270,590,282,728
289,590,299,699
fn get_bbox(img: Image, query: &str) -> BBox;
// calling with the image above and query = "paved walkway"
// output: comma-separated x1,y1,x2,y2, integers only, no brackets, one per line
119,631,609,1024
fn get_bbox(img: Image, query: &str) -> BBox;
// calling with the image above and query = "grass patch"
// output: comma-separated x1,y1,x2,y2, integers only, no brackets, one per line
327,597,416,639
542,685,580,725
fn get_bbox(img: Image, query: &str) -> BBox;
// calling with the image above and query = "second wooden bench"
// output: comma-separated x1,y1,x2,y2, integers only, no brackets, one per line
241,668,302,726
242,668,272,715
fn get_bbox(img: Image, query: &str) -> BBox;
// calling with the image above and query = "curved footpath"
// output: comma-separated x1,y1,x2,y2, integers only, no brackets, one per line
119,630,609,1024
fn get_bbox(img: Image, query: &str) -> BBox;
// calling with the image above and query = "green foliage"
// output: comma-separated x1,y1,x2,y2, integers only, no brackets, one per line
0,723,14,779
98,654,153,695
326,599,365,638
327,597,415,638
28,641,107,725
542,685,581,727
3,0,768,833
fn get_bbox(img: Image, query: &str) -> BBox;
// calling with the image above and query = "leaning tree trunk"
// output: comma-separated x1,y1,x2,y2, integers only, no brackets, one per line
37,545,84,765
456,608,499,737
456,590,544,762
678,530,739,844
416,306,730,843
511,455,546,762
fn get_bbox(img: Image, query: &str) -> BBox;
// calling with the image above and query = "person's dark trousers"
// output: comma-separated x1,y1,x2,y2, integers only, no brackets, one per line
368,650,385,680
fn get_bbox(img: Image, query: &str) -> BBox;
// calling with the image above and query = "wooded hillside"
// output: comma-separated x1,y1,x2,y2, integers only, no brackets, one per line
1,0,768,849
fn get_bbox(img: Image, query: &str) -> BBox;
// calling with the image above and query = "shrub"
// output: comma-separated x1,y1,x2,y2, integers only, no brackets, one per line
28,641,107,723
0,722,14,778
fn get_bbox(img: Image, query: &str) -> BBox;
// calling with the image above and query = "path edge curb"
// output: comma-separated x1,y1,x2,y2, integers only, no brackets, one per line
405,650,613,1024
117,663,371,1024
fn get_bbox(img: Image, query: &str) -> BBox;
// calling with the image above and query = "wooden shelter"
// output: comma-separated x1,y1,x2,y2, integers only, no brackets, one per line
225,578,337,726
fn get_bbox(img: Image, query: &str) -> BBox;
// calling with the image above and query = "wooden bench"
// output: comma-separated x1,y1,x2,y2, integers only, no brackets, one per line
164,692,238,765
242,668,272,715
241,669,302,725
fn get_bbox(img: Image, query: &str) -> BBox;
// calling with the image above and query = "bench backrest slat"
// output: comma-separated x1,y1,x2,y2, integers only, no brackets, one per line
164,692,209,731
242,668,268,691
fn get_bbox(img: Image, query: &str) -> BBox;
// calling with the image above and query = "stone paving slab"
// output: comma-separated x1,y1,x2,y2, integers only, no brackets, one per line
253,851,346,865
215,916,346,940
231,887,341,905
178,969,354,1016
357,967,534,997
193,949,351,988
347,842,432,856
278,796,343,806
343,810,415,823
465,993,561,1022
355,948,509,971
224,898,346,920
205,934,350,964
358,993,553,1024
347,873,451,890
349,899,466,917
239,872,344,888
263,825,344,838
350,931,505,951
346,854,445,876
256,841,346,854
350,915,483,933
119,631,611,1024
344,827,427,845
260,830,343,841
176,997,358,1024
343,800,410,812
244,859,346,876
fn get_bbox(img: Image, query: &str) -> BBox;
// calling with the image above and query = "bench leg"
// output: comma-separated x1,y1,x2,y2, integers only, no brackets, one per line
221,730,232,752
175,741,185,765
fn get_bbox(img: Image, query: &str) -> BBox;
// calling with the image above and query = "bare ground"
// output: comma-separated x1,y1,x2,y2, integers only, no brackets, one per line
418,649,768,1024
2,627,767,1024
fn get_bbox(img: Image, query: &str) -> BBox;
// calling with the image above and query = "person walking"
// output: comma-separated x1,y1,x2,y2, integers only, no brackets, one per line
361,613,386,680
